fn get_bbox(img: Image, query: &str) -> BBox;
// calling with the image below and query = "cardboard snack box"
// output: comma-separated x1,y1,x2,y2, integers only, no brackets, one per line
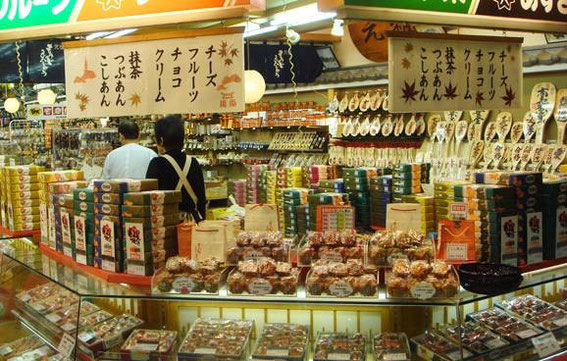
38,170,84,184
121,204,179,218
10,206,40,217
94,192,123,205
8,182,40,192
74,188,95,202
8,190,40,201
49,181,89,195
12,214,41,224
75,201,95,214
51,194,74,209
93,179,158,194
94,202,122,217
5,165,45,176
123,190,182,206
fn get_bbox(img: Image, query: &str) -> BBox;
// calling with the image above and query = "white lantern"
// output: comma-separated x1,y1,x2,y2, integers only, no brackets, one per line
38,89,57,104
244,70,266,104
4,98,20,114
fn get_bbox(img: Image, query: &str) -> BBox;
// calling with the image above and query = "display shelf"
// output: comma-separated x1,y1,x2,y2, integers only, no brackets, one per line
3,237,567,308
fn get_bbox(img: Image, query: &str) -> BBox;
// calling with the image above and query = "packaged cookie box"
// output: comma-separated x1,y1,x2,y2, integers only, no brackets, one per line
227,261,299,296
5,165,45,176
466,307,544,343
251,323,309,361
385,260,459,300
38,170,84,184
93,236,124,273
49,181,89,195
411,331,473,361
372,332,411,361
16,283,60,303
94,203,122,217
123,222,177,248
93,179,158,194
27,291,79,315
79,310,114,329
313,332,366,361
177,318,254,361
95,214,122,238
1,340,55,361
74,188,95,203
7,190,40,201
44,301,100,333
498,294,567,332
77,314,144,356
474,172,543,187
121,204,179,218
122,214,181,229
8,182,40,192
74,210,94,230
152,257,225,294
305,261,377,298
0,335,50,361
123,190,182,205
439,321,509,356
8,198,40,208
51,194,73,208
119,329,178,361
94,192,123,205
75,200,95,214
11,221,40,232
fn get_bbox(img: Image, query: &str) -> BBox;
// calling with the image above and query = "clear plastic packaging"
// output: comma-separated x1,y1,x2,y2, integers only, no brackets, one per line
313,332,366,361
152,257,226,295
252,323,309,361
500,294,567,331
297,231,364,267
225,231,289,265
411,331,473,361
386,260,459,300
440,321,509,355
372,332,411,361
367,230,434,267
227,258,299,296
467,307,543,343
306,259,377,297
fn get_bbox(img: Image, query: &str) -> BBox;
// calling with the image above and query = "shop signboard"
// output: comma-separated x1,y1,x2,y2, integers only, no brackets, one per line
388,32,523,113
318,0,567,33
26,103,67,121
0,1,264,40
63,29,244,118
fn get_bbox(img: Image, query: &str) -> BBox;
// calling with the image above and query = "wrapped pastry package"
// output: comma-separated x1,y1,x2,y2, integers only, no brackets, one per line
227,258,299,296
386,260,459,300
367,230,434,267
252,323,309,361
152,257,225,294
120,329,178,361
306,259,377,297
225,231,290,265
499,294,567,331
78,314,144,355
467,307,543,342
411,331,473,361
373,332,411,361
313,332,366,361
93,179,158,194
297,230,363,267
439,321,509,355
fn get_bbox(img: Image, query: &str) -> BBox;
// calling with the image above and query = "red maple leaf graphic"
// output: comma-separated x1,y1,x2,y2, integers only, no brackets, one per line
230,48,239,58
501,86,516,107
224,58,233,66
475,91,485,106
444,82,458,100
401,57,411,69
401,81,419,103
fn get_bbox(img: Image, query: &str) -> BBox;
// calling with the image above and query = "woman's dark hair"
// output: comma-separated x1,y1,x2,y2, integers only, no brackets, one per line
154,115,185,151
118,119,139,139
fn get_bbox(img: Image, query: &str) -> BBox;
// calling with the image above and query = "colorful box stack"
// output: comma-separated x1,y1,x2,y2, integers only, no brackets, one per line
307,165,337,188
308,193,350,231
319,179,345,193
266,170,277,204
73,188,95,266
0,165,44,234
434,181,460,223
392,164,427,202
282,188,312,238
370,175,392,228
246,165,264,204
38,170,85,249
401,194,435,235
542,179,567,260
228,179,246,206
343,168,374,228
122,189,182,276
91,179,159,273
51,181,89,256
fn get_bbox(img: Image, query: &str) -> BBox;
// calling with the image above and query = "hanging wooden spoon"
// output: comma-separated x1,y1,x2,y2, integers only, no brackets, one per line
445,120,456,156
469,110,491,124
544,145,555,174
496,112,513,141
359,91,371,112
484,121,497,142
350,116,361,137
469,139,485,169
382,91,389,111
369,115,382,137
531,82,557,144
530,144,546,171
551,145,567,174
405,114,417,136
348,91,361,112
394,115,405,137
342,116,353,138
523,112,537,142
510,122,524,144
381,115,394,137
427,114,441,138
455,120,468,156
370,90,383,112
520,143,534,171
338,93,349,113
554,89,567,144
415,115,426,136
328,93,339,113
483,142,494,170
511,143,524,170
359,116,371,136
492,142,506,169
444,111,463,122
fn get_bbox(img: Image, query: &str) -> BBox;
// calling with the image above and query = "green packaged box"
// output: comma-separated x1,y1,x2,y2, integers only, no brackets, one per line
74,200,94,213
123,223,177,244
74,188,95,203
123,190,182,205
121,204,179,218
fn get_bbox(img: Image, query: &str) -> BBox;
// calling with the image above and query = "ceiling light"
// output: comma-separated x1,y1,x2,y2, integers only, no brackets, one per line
86,31,112,40
243,25,278,38
38,89,57,105
270,4,336,26
244,70,266,104
104,28,138,39
4,98,20,114
331,19,344,37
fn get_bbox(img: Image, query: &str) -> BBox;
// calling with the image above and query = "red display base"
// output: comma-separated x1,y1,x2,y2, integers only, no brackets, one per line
520,257,567,273
38,243,152,287
0,225,40,238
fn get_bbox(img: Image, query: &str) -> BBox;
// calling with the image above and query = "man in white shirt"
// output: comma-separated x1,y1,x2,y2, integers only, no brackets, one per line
102,119,157,179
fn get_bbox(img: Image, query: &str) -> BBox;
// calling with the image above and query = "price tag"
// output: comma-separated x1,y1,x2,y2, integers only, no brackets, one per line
485,338,507,349
321,252,344,263
329,280,354,297
132,343,158,351
266,349,289,357
61,323,76,332
446,243,468,261
172,277,197,294
78,331,96,343
409,282,436,300
194,347,217,355
244,250,262,261
46,313,62,324
531,332,560,357
0,347,12,356
383,353,409,360
449,202,468,220
19,294,31,302
327,353,351,360
517,329,538,339
58,333,76,359
248,279,273,295
554,317,567,328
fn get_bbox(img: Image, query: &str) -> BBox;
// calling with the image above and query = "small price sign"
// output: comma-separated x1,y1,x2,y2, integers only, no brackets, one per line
531,332,560,358
58,333,76,359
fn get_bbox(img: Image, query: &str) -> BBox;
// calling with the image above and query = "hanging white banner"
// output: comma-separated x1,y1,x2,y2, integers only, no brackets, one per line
64,30,244,118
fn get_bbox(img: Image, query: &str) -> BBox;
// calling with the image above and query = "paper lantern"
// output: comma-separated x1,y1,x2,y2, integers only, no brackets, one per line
244,70,266,104
4,98,20,114
38,89,57,104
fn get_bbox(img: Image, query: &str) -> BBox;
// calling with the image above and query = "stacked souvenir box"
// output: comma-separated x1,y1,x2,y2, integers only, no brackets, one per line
73,188,95,266
38,170,85,249
92,179,159,273
542,178,567,260
229,179,246,206
434,181,461,222
266,170,277,204
308,193,350,231
295,204,310,236
282,188,312,238
401,194,435,235
308,165,336,188
50,181,89,255
343,168,375,228
473,172,543,266
278,167,303,232
1,165,44,233
259,167,268,204
247,165,264,204
392,164,425,202
122,189,183,276
319,179,345,193
370,175,392,228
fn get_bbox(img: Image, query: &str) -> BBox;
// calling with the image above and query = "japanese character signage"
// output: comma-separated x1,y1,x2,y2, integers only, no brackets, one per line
318,0,567,33
388,33,523,113
64,29,244,118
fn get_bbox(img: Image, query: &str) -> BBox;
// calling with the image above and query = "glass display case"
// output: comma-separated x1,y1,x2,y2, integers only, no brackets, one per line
2,237,567,361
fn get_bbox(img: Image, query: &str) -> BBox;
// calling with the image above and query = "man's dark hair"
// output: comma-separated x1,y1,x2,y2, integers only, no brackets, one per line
155,115,185,152
118,119,139,139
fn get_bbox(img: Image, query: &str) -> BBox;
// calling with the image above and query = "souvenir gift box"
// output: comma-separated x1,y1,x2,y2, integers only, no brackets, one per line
16,283,60,303
78,314,144,356
93,179,158,194
79,310,114,329
466,307,543,343
26,290,79,315
367,230,434,267
313,332,366,361
122,214,181,229
120,329,178,361
123,190,182,205
44,301,100,333
386,260,459,299
94,192,123,205
373,332,411,361
439,321,509,355
153,257,224,294
499,294,567,331
228,258,299,295
121,204,179,218
306,259,377,297
177,318,254,361
252,323,309,361
0,335,55,361
297,230,363,266
225,231,289,265
411,331,473,361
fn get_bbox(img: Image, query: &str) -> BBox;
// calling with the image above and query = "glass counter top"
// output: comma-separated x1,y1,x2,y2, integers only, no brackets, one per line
2,237,567,307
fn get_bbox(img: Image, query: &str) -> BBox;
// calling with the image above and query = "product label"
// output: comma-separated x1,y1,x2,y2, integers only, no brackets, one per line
485,338,507,349
152,227,165,239
125,222,144,260
48,206,57,250
61,209,71,245
126,263,145,276
517,329,538,339
102,204,111,214
532,332,560,357
151,204,164,213
46,313,61,323
78,331,96,343
321,251,344,263
527,211,543,264
152,193,165,204
58,332,76,359
329,280,354,297
100,219,115,258
103,334,123,349
132,343,158,352
101,182,111,192
74,216,86,252
383,353,409,361
61,322,76,332
327,353,351,360
80,203,87,212
410,281,436,300
78,191,87,201
387,252,409,265
248,279,273,295
500,215,518,266
244,250,262,262
446,243,468,261
194,347,216,355
556,207,567,257
265,349,289,357
102,193,111,203
172,277,197,293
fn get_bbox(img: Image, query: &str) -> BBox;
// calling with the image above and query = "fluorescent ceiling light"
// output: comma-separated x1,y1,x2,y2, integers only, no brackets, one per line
243,25,278,38
331,19,344,36
270,3,336,26
86,31,112,40
104,28,138,39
